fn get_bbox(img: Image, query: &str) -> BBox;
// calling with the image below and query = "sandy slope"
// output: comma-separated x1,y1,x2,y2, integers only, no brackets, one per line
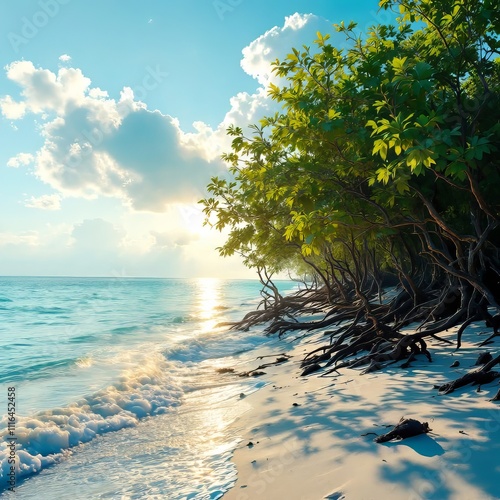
223,324,500,500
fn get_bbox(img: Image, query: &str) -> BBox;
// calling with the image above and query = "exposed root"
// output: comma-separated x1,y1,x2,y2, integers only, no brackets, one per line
225,275,500,393
437,353,500,395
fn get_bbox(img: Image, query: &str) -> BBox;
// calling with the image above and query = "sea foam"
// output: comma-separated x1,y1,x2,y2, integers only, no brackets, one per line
0,352,184,491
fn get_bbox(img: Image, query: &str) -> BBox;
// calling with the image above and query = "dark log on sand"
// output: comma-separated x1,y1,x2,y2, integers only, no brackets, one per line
374,417,431,443
437,353,500,395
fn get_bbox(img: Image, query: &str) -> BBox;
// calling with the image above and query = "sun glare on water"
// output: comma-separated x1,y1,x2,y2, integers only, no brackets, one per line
196,277,223,330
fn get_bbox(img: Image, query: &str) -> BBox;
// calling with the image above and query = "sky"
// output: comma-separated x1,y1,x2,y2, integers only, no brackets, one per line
0,0,394,278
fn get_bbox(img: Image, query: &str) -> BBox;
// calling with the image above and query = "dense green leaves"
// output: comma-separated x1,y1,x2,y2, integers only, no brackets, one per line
201,0,500,306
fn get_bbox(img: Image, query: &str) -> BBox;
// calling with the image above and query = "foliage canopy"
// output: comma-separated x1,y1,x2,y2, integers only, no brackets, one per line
201,0,500,370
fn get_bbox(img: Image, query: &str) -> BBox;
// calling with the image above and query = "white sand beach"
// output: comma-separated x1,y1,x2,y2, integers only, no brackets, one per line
223,324,500,500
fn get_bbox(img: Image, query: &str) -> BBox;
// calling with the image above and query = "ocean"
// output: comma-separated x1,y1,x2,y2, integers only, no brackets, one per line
0,276,297,499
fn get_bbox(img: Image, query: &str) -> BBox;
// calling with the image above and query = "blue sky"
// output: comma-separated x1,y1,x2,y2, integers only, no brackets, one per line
0,0,393,278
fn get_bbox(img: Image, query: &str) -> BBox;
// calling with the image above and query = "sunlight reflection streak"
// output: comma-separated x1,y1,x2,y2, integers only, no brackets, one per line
196,278,222,330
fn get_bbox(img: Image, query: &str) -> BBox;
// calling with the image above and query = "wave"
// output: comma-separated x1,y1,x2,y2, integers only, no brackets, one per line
165,326,274,365
67,333,98,344
109,325,140,335
0,305,71,316
0,358,77,384
29,306,70,315
171,315,191,324
1,318,250,386
0,353,184,492
2,343,31,350
75,356,94,368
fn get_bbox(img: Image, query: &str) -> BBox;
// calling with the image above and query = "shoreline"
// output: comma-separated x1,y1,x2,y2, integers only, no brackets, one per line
222,324,500,500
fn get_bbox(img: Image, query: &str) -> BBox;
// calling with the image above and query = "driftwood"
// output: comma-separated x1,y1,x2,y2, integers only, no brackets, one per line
489,387,500,401
301,362,322,376
437,353,500,395
238,354,293,377
374,417,431,443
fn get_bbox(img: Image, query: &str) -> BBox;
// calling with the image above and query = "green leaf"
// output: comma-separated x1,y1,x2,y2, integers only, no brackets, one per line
391,56,408,72
373,139,388,160
412,61,433,80
376,167,390,184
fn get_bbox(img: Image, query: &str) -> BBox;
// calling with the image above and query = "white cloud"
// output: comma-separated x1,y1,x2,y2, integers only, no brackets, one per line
7,152,34,168
284,12,311,30
2,61,90,117
222,87,277,130
0,95,27,119
0,231,40,247
24,194,62,210
1,14,339,216
240,13,334,87
59,54,72,62
150,225,199,249
70,218,125,251
0,14,350,278
88,88,109,99
1,61,226,211
183,13,341,154
0,215,254,278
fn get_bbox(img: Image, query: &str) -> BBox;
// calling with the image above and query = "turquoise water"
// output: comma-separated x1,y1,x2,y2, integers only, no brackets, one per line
0,277,296,498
